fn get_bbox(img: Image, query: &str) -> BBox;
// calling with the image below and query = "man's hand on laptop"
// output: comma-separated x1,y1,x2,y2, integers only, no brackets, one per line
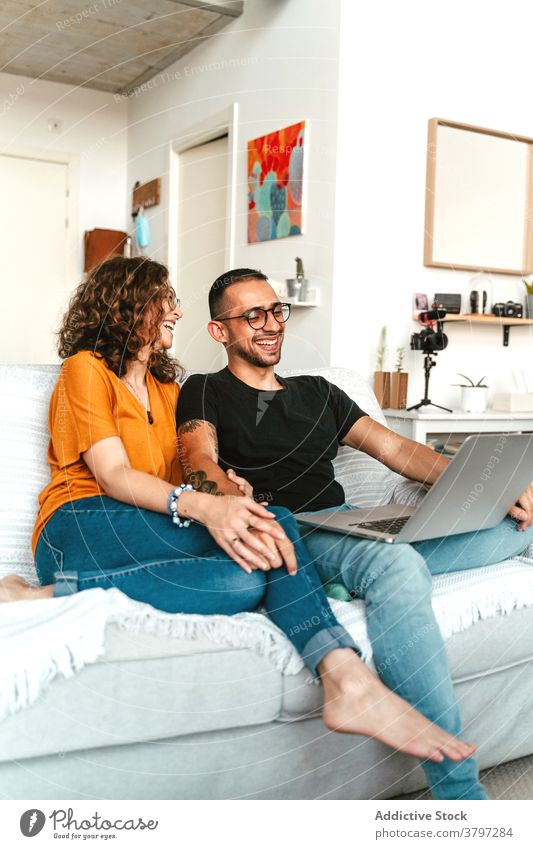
509,483,533,531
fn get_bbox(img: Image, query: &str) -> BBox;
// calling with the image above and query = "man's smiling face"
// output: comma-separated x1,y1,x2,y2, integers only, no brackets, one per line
215,278,287,367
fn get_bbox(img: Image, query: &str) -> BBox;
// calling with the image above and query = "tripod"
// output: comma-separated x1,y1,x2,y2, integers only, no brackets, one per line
407,351,452,413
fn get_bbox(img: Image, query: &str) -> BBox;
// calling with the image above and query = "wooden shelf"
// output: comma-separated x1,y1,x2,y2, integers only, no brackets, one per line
413,312,533,345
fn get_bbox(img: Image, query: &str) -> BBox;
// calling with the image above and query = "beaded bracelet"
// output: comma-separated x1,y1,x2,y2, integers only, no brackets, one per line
167,484,194,528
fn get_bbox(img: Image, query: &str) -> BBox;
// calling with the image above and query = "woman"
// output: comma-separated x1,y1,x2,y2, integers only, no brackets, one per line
0,256,473,765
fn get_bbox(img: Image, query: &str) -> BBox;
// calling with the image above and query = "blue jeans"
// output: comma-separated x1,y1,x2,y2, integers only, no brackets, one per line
34,497,357,678
300,505,533,800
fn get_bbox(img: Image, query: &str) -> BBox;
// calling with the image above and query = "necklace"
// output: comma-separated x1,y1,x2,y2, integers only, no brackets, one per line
122,376,154,424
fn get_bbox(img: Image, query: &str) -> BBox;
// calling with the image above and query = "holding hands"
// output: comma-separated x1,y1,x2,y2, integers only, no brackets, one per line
223,469,296,572
225,467,255,498
190,491,297,576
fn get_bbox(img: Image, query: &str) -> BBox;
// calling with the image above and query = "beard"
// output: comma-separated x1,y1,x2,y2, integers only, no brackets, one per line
227,334,283,367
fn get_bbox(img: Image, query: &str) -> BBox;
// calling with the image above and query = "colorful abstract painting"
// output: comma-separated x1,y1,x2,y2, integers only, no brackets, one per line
247,120,305,243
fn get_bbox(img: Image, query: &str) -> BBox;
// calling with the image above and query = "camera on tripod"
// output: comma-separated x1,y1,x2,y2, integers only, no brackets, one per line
407,308,452,413
410,326,448,353
410,308,448,354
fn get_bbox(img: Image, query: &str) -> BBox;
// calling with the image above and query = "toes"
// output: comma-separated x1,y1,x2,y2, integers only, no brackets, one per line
441,746,466,762
436,738,477,762
408,739,445,762
426,748,445,763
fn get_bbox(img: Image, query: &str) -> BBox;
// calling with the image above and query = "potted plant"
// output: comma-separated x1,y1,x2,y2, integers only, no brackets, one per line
286,256,309,301
390,347,408,409
453,374,489,413
373,326,390,408
522,277,533,318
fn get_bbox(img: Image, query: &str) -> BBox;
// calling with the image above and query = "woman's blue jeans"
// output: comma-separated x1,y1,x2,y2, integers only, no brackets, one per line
35,497,357,678
300,506,533,800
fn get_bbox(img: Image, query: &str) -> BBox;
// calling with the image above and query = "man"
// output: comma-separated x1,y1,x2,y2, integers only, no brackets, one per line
176,268,533,800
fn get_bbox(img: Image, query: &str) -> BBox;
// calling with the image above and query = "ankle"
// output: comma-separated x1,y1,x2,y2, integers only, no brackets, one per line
319,648,373,692
319,647,366,677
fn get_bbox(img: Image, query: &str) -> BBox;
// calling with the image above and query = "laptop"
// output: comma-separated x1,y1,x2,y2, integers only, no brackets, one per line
296,433,533,543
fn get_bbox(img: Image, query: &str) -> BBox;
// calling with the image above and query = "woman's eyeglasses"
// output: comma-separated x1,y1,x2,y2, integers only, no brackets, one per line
165,289,180,310
217,302,291,330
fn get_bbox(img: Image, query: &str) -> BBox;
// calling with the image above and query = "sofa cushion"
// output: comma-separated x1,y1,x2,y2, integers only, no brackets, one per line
4,600,533,764
0,624,282,762
0,365,59,584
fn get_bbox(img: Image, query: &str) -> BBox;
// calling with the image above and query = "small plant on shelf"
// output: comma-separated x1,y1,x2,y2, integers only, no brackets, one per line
374,326,390,408
453,374,487,387
523,277,533,318
452,374,489,413
390,345,408,409
395,346,405,372
375,326,387,372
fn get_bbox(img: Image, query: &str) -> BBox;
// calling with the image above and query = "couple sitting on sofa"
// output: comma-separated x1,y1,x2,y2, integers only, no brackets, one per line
2,257,533,801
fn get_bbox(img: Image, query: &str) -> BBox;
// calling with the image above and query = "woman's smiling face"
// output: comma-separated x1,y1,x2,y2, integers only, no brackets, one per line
157,290,183,350
141,285,183,353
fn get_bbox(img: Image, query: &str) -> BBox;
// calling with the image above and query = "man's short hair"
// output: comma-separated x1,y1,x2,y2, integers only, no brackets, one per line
208,268,268,319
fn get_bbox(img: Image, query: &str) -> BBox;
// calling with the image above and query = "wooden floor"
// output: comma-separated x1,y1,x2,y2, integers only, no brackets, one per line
396,753,533,800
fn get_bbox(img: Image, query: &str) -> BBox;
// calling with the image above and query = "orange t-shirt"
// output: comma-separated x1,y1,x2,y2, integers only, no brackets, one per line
32,351,182,552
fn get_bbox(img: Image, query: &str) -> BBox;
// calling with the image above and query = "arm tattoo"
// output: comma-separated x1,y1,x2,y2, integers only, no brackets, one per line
177,420,222,494
177,420,219,459
184,469,222,495
178,419,203,433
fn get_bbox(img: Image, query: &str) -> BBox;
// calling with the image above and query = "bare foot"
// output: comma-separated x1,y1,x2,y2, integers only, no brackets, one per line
319,649,476,764
0,574,54,603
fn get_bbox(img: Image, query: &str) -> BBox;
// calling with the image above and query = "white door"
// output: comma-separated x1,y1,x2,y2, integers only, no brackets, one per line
0,154,69,364
175,136,228,372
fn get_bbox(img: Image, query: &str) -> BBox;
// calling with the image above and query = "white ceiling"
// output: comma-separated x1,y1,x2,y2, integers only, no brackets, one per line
0,0,244,94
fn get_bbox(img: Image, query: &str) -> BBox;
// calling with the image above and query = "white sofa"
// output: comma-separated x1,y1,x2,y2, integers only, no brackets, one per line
1,364,533,800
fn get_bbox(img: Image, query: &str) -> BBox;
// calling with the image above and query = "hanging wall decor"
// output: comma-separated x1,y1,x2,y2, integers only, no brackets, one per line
247,120,306,243
132,178,161,217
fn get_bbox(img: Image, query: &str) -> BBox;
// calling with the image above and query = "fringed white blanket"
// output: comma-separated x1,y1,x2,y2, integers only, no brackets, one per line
2,554,533,722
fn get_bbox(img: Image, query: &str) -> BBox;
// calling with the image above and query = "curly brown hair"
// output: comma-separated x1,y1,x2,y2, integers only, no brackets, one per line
57,256,183,383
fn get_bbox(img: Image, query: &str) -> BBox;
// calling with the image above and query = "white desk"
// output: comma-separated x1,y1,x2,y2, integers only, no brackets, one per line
384,409,533,444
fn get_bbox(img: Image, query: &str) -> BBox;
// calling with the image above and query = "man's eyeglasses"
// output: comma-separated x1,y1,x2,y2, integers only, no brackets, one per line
217,302,291,330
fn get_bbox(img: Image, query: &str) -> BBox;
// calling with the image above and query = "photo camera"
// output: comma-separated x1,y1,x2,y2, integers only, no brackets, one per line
492,301,523,318
410,308,448,353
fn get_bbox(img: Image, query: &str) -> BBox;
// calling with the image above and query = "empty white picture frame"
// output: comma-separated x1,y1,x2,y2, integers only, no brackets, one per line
424,118,533,275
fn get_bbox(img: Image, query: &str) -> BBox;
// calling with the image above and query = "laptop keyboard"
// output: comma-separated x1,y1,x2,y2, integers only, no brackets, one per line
349,515,411,535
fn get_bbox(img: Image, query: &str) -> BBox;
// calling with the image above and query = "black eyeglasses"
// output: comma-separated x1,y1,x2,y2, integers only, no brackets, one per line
217,302,291,330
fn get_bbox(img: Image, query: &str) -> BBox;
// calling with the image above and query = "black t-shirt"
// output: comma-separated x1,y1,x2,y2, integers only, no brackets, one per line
176,367,367,513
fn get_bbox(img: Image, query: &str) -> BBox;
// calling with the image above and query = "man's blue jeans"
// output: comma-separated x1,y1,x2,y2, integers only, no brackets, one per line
34,497,357,678
299,506,533,800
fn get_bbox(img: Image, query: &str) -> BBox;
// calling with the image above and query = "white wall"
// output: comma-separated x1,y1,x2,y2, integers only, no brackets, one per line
126,0,340,370
0,72,128,277
332,0,533,409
